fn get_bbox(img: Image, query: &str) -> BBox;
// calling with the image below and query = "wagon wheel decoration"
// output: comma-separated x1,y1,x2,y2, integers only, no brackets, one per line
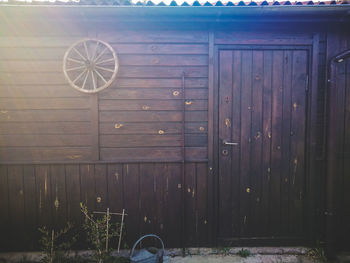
63,39,119,93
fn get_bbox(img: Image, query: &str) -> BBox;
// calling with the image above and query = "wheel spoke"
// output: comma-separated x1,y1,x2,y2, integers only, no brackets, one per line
66,65,86,72
67,57,84,64
83,41,90,60
72,69,87,84
95,58,115,65
81,69,89,90
94,69,107,84
91,41,99,61
93,47,108,63
91,70,97,90
73,47,87,61
95,65,114,73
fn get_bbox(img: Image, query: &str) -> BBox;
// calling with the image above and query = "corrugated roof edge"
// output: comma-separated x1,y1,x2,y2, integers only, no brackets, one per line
0,0,348,6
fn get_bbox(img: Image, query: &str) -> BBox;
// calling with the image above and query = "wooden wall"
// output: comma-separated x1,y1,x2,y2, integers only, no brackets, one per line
0,162,209,251
327,31,350,252
1,10,349,252
0,27,208,163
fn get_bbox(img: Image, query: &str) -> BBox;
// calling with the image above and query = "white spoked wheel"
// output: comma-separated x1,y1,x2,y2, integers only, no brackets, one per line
63,39,119,93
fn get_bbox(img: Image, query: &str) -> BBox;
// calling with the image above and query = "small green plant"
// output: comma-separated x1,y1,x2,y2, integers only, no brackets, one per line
214,247,230,256
236,248,252,258
38,222,77,263
306,242,326,263
80,203,123,263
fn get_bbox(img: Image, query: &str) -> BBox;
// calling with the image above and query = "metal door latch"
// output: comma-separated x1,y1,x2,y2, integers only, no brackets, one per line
223,140,239,146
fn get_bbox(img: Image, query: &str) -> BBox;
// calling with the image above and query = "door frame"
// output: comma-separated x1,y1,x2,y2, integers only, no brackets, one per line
211,44,315,246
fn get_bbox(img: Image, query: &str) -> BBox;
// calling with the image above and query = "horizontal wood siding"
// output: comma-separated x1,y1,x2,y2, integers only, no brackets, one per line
98,32,208,162
0,29,209,163
0,35,96,162
0,162,209,251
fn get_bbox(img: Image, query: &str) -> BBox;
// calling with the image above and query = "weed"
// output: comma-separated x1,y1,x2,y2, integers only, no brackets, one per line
38,222,77,263
80,203,124,263
236,248,252,258
306,243,327,263
215,247,231,256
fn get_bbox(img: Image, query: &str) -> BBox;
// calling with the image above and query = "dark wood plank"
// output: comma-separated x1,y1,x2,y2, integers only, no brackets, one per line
100,88,208,100
269,50,284,236
118,66,208,78
118,55,208,66
0,166,10,251
100,147,207,162
94,164,108,212
184,162,196,246
261,50,273,237
153,163,167,242
239,50,253,237
113,44,208,54
0,147,94,162
7,166,25,249
115,78,208,88
249,50,264,236
0,36,82,47
50,165,67,228
23,165,38,250
80,164,96,211
106,164,124,214
35,165,52,227
139,164,155,242
98,30,208,43
65,164,81,223
280,50,293,236
0,110,90,122
0,72,67,85
0,97,90,110
0,122,91,135
196,162,208,246
166,163,182,247
100,135,182,147
289,50,308,237
123,164,140,246
100,134,206,148
99,99,207,111
99,111,207,123
0,86,84,98
230,50,242,238
215,32,313,45
0,135,93,147
0,44,208,61
0,62,208,78
100,111,182,122
0,47,66,60
218,50,233,238
207,32,215,245
99,122,207,135
343,59,350,245
90,94,99,161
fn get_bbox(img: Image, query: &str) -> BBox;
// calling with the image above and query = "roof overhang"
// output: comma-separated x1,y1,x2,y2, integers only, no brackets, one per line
1,4,350,24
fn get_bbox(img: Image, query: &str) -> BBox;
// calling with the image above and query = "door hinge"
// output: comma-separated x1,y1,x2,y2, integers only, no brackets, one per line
305,75,309,92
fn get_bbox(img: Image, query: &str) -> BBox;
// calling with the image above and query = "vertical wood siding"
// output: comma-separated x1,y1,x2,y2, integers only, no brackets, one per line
0,18,339,251
0,162,209,251
328,31,350,251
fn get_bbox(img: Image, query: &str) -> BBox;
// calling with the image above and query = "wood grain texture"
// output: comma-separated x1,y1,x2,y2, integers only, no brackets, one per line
217,48,309,241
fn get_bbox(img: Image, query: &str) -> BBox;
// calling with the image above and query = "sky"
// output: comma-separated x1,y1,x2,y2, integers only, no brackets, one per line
0,0,316,3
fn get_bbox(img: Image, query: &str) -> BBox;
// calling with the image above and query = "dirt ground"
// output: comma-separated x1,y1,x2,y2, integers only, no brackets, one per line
166,254,316,263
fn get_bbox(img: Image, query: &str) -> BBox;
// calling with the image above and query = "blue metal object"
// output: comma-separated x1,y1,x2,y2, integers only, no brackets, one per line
130,234,165,263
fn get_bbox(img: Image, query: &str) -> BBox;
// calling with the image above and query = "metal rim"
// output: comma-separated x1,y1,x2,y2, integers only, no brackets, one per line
63,38,119,94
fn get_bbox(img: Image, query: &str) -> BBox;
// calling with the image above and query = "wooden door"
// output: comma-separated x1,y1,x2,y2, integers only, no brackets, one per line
217,48,309,242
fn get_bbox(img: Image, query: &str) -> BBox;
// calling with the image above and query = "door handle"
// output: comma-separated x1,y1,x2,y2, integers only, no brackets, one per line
223,140,239,146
